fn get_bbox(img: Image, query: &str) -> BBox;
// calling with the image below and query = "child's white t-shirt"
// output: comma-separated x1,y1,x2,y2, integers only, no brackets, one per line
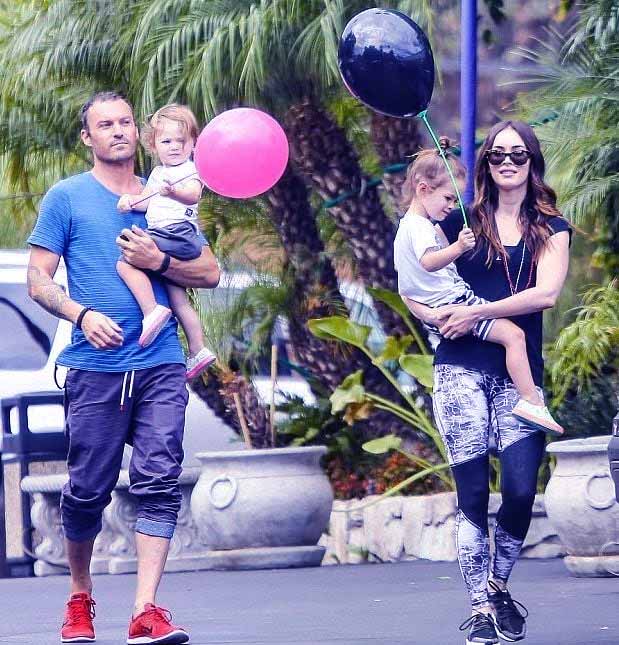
145,159,200,232
393,213,468,307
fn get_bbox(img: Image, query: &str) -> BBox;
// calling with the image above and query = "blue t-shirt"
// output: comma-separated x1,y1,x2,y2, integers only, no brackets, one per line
435,209,571,386
28,171,185,371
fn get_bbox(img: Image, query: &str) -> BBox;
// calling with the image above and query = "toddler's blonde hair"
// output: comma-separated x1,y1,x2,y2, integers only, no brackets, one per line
400,137,466,210
141,103,200,156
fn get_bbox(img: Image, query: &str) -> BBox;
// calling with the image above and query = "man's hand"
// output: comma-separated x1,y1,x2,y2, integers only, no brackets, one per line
81,310,123,349
117,194,133,212
116,225,164,270
456,227,475,254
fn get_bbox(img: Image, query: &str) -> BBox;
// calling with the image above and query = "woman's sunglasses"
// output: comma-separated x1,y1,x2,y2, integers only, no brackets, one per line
486,149,532,166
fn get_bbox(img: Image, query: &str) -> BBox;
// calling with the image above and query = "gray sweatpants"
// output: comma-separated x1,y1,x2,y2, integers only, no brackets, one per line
61,364,188,542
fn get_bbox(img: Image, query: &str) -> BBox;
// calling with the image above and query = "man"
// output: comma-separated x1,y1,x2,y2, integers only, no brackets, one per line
27,91,219,645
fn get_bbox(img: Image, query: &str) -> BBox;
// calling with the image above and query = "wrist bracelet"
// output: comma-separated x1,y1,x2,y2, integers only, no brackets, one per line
154,252,171,275
76,306,93,330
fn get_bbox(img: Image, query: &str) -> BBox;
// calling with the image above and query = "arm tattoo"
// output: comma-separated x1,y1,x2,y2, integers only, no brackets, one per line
27,266,76,322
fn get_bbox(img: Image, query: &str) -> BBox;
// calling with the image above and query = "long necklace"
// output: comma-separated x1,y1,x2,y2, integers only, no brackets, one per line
500,243,535,295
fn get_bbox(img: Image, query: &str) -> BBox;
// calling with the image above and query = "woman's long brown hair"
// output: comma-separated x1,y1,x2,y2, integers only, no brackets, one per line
471,120,562,267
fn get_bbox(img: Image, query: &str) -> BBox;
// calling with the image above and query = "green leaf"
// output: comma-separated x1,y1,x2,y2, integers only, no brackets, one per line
374,335,413,364
362,434,402,455
329,370,366,414
308,316,371,349
367,287,412,322
399,354,434,388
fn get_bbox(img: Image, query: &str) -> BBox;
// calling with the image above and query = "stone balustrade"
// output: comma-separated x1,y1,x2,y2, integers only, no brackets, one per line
21,474,565,576
319,492,565,565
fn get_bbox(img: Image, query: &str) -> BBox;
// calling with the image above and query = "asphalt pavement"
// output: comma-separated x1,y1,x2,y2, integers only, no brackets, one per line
0,559,616,644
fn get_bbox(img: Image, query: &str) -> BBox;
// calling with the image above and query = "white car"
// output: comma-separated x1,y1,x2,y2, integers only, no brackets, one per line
0,250,315,465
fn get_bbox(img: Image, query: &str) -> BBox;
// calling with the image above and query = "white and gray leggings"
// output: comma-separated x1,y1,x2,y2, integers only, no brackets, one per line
433,365,546,608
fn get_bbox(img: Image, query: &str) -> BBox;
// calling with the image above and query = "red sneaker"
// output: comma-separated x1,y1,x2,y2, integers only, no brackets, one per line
61,592,96,643
127,604,189,644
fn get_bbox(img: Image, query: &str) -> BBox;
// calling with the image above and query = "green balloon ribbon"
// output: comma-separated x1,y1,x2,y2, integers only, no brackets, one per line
417,110,468,228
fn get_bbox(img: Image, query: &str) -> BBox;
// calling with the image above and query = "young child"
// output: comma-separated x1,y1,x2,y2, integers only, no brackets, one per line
117,103,215,379
393,138,563,435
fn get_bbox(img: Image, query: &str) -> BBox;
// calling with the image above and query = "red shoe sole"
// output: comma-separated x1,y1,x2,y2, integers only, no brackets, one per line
126,629,189,644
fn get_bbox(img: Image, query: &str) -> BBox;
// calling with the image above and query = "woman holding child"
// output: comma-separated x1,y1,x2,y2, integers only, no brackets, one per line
396,121,570,645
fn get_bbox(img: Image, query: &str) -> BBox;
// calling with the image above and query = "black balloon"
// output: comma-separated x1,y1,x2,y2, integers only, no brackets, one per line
338,9,435,118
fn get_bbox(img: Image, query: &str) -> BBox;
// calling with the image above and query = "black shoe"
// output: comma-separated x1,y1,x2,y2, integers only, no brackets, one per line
459,612,499,644
488,580,528,641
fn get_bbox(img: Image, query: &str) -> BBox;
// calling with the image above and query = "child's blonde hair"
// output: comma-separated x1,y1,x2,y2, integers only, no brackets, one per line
141,103,200,156
400,137,466,210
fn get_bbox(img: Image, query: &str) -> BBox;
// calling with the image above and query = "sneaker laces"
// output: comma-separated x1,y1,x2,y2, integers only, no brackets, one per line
64,596,96,625
144,604,173,625
458,612,495,632
488,581,529,623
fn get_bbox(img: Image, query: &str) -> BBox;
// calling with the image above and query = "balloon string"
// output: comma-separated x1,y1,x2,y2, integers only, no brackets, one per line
418,110,468,228
129,172,199,208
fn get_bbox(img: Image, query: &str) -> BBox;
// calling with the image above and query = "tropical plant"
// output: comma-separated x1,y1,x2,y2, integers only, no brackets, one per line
308,291,448,477
515,1,619,279
512,0,619,426
549,281,619,403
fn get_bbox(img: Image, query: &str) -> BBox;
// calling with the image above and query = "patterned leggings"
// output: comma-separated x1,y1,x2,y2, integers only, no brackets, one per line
433,364,546,607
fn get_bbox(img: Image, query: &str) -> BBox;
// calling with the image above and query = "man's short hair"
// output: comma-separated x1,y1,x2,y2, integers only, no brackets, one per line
80,91,134,131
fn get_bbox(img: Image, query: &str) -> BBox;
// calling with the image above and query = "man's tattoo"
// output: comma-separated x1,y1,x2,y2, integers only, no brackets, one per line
27,266,74,322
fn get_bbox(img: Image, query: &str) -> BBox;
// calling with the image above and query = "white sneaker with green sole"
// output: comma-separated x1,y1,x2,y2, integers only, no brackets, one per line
512,399,564,436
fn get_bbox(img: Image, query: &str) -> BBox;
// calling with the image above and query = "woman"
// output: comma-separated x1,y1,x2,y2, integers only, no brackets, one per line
405,121,570,645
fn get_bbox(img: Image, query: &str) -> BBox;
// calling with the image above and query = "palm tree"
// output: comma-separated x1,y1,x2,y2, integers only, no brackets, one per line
516,1,619,279
127,0,434,338
0,0,434,432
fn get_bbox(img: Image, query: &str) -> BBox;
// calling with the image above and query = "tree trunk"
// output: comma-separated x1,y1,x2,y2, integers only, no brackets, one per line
284,99,409,339
190,368,273,448
370,112,425,213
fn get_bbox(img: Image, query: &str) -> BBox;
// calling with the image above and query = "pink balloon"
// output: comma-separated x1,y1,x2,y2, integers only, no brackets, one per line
194,108,289,199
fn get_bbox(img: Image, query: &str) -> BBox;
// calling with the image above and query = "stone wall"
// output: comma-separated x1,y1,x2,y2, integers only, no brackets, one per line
319,492,565,565
20,474,565,575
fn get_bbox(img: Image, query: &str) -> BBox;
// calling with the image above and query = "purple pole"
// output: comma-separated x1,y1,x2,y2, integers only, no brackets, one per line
461,0,478,205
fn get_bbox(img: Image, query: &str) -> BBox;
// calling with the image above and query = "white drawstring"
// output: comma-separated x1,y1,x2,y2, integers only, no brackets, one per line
120,372,128,410
120,370,136,411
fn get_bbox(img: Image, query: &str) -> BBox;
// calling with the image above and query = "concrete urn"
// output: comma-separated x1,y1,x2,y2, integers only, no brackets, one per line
190,446,333,569
545,435,619,577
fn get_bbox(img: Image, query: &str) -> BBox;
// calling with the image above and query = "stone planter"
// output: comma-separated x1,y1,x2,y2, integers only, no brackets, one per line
545,435,619,577
190,446,333,570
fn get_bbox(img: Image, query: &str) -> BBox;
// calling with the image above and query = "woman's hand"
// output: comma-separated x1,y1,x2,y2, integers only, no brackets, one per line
438,304,482,339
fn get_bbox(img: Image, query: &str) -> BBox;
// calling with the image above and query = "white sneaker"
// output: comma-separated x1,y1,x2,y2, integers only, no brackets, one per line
512,399,564,436
138,305,172,347
186,347,216,379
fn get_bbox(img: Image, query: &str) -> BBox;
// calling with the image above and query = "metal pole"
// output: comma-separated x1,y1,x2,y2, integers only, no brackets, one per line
461,0,478,205
0,453,8,578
